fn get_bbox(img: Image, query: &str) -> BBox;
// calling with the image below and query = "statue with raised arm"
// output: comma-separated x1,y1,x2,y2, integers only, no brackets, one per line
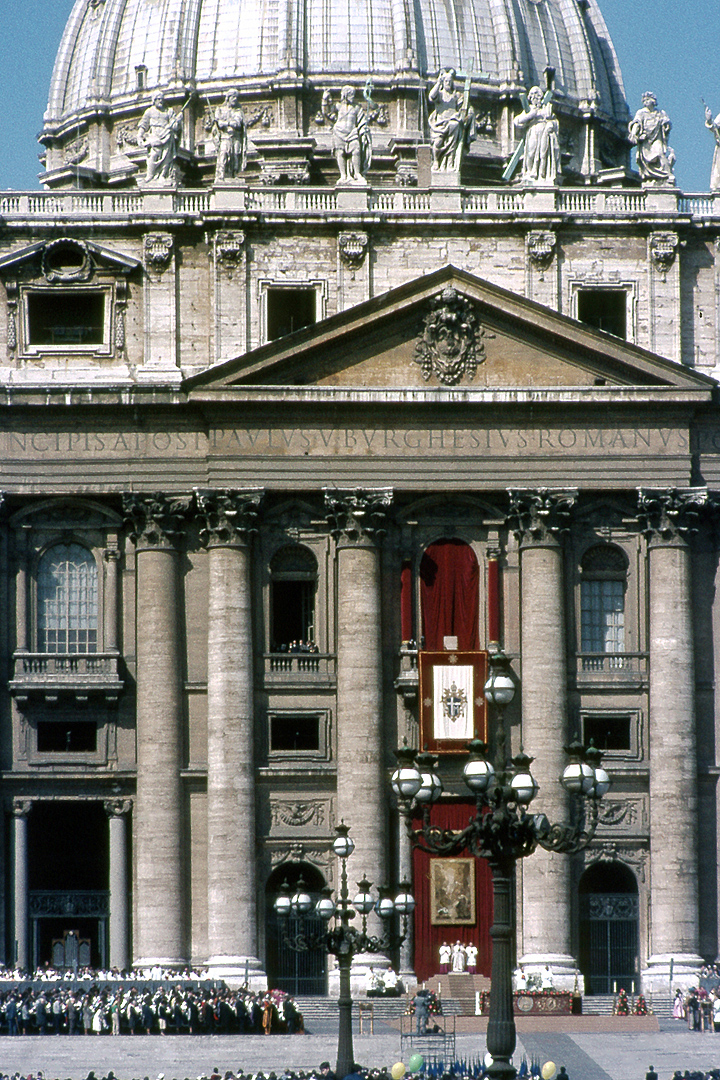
513,86,560,186
705,103,720,191
213,89,247,181
324,85,372,186
428,69,476,172
628,92,675,185
138,91,183,183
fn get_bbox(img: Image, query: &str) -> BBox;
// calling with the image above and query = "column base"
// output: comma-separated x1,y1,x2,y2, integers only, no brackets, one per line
642,953,703,995
206,955,267,991
517,953,582,992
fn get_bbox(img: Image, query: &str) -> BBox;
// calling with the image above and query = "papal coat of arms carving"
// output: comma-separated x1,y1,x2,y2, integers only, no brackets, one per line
414,287,489,385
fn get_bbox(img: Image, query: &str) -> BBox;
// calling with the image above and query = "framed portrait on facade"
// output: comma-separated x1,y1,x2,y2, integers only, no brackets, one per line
429,858,476,926
419,651,488,754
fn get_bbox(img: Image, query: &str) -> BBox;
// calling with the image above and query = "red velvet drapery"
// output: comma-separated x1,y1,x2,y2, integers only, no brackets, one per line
420,539,480,651
411,800,493,983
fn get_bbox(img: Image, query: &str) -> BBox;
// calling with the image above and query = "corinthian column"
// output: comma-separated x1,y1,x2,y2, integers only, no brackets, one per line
639,488,705,992
12,799,31,973
196,489,266,987
104,799,131,971
325,489,392,923
123,493,191,968
509,488,578,988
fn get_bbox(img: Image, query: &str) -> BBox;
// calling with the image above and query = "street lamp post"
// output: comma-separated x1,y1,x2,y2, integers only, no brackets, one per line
391,651,610,1080
274,821,415,1080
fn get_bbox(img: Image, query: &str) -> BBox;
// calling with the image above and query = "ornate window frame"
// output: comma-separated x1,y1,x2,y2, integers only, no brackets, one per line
266,708,332,764
258,278,327,344
568,280,637,344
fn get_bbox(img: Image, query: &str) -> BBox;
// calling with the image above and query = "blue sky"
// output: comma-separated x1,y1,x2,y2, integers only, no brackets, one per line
0,0,718,192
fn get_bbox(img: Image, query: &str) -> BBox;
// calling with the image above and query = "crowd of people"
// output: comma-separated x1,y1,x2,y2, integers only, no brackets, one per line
274,641,320,654
673,986,720,1032
0,964,209,984
437,942,478,974
0,984,303,1036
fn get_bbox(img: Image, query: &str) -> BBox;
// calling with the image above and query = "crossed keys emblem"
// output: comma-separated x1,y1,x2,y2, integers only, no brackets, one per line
441,682,467,723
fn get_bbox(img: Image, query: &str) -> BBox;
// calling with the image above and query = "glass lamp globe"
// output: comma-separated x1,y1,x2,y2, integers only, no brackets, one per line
394,888,416,916
353,879,375,915
376,895,395,920
316,894,337,920
510,770,538,805
484,670,516,707
415,753,443,803
291,885,313,915
561,760,596,795
391,763,423,801
274,892,292,918
333,824,355,860
463,741,495,794
591,766,611,798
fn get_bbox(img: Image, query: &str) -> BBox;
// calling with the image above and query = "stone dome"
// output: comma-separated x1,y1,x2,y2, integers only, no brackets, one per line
40,0,631,187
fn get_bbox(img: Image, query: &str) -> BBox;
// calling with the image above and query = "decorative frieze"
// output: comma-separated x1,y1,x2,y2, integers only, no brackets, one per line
585,841,649,884
195,489,263,546
637,488,707,543
338,232,368,270
597,796,649,834
414,287,490,386
507,488,577,545
269,799,333,832
324,488,393,545
122,493,192,549
144,233,174,274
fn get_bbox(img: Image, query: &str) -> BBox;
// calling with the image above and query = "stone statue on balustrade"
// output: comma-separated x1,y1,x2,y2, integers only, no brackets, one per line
513,86,560,186
213,89,247,181
428,69,476,172
704,102,720,191
628,92,675,185
138,92,185,184
321,85,372,186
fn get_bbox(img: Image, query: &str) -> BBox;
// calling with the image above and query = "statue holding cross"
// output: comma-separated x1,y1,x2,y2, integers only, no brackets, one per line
504,86,560,186
428,68,476,172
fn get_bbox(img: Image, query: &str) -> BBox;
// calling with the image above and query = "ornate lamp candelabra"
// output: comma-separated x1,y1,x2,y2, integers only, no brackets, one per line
274,821,415,1080
391,651,610,1080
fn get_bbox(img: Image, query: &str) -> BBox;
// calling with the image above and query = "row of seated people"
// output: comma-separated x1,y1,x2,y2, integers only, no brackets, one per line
0,985,302,1035
0,963,210,984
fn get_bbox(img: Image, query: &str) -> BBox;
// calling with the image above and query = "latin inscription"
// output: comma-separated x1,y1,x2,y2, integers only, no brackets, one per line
0,426,696,458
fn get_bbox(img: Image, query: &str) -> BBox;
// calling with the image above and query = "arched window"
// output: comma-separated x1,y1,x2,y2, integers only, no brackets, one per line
580,544,627,655
270,545,317,651
37,543,98,654
420,538,479,651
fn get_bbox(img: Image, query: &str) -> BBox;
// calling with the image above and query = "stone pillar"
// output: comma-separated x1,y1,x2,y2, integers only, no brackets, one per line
639,489,705,992
123,494,191,968
325,488,392,992
509,489,578,989
12,799,31,972
104,538,120,653
196,490,266,988
14,524,29,653
104,799,131,972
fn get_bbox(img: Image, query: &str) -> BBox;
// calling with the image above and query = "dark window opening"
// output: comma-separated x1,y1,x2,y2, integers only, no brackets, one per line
583,714,631,752
271,580,315,649
266,289,316,340
27,292,105,346
577,289,627,339
270,714,320,752
37,721,97,753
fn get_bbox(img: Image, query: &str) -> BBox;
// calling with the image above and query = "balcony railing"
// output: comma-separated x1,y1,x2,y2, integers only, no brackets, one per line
576,652,647,683
10,652,124,705
263,653,336,684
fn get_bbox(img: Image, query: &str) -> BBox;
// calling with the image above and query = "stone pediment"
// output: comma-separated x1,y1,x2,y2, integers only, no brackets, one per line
0,238,140,281
186,266,715,394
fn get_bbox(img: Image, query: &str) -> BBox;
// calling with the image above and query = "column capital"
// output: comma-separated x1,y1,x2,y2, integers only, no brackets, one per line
104,798,133,818
122,493,192,549
195,489,263,547
324,488,393,546
637,488,707,546
507,488,577,547
11,798,32,819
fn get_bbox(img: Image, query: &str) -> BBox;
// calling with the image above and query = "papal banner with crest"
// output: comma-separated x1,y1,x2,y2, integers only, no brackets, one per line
418,651,488,754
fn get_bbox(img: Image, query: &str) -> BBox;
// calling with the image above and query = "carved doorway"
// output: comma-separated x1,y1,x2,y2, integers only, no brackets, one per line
579,862,639,994
266,863,327,996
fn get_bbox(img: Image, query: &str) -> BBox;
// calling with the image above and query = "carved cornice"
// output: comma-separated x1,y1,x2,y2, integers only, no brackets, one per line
104,798,132,818
507,488,577,546
413,288,491,386
526,231,557,271
637,488,707,544
144,232,174,274
122,493,192,549
649,232,679,276
324,488,393,545
195,489,263,547
338,232,369,270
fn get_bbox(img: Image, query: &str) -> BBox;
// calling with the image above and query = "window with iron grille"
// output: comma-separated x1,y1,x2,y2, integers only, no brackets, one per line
580,545,627,654
37,543,98,653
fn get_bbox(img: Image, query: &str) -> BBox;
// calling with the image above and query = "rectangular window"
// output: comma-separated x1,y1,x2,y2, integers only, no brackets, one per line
266,288,316,341
583,714,632,752
270,714,320,752
581,580,625,653
37,721,97,753
577,289,627,339
271,580,315,650
27,291,105,347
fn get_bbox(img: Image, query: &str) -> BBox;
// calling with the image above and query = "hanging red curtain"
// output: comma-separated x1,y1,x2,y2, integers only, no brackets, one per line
420,539,480,651
411,799,493,983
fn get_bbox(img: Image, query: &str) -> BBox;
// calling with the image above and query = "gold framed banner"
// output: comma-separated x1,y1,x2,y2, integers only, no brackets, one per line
419,651,488,754
429,857,476,926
